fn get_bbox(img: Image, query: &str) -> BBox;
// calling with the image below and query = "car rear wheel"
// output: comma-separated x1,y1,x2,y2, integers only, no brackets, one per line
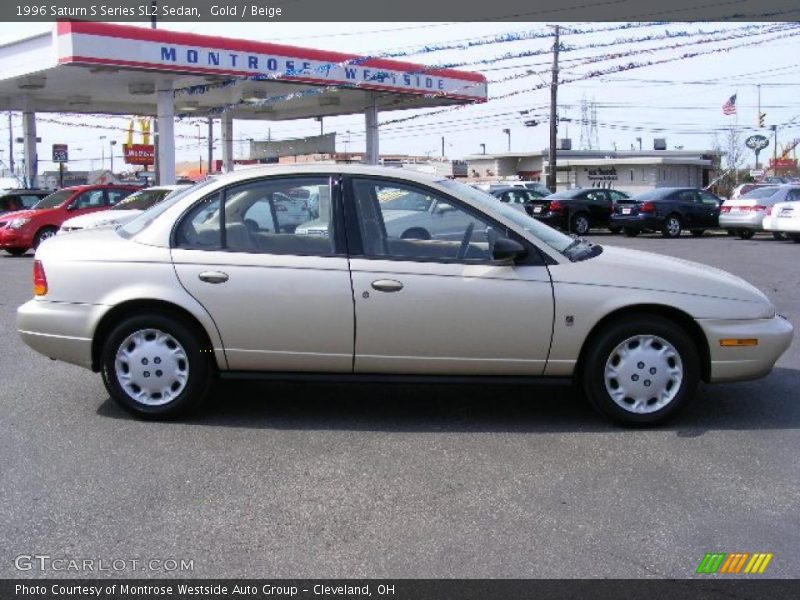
101,313,214,419
690,229,705,237
570,213,590,236
33,226,57,249
581,315,700,426
623,228,639,237
661,215,682,238
789,233,800,243
737,229,755,240
4,248,27,256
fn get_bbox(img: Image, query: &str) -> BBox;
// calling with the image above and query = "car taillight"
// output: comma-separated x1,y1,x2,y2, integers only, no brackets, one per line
640,202,656,213
33,260,47,296
766,206,773,215
753,205,767,213
549,200,563,212
720,205,731,213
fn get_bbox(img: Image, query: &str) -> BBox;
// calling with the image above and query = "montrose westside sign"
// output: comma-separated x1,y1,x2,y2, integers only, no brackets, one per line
55,22,487,101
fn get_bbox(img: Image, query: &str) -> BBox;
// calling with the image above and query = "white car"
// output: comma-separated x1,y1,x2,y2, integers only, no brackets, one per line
59,185,189,233
17,165,793,425
763,193,800,243
718,185,785,239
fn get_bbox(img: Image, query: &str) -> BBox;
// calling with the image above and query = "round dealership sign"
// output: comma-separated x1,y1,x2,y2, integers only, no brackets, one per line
745,135,770,150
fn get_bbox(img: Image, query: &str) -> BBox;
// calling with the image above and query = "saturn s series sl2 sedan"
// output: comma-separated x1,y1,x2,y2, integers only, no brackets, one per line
17,165,793,425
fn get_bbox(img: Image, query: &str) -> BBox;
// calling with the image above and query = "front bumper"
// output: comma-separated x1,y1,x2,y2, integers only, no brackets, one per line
0,227,31,249
719,212,765,231
699,315,794,382
17,299,108,370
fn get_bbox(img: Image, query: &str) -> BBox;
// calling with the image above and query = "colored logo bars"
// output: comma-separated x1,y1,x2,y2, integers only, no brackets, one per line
696,552,773,574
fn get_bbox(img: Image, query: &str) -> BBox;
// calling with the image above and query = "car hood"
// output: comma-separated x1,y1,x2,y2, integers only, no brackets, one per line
551,245,771,306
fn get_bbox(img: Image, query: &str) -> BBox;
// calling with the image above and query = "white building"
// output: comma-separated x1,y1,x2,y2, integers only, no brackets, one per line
464,149,722,194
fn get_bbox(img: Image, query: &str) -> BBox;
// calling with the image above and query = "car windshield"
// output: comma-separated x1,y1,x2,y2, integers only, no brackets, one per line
32,190,72,209
740,187,779,199
438,179,601,261
119,179,216,238
112,188,173,211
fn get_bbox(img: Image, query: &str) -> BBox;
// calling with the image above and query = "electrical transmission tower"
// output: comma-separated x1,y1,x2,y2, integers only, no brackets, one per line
579,96,600,150
589,98,599,150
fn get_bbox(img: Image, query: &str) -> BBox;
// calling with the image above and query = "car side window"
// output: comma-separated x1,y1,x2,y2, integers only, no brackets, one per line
351,178,501,262
107,189,133,206
698,191,720,205
73,190,105,209
675,190,695,203
176,177,334,256
786,189,800,202
21,195,43,208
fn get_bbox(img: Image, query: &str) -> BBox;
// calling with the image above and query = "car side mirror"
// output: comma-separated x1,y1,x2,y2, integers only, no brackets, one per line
492,236,527,262
435,203,455,213
66,203,77,211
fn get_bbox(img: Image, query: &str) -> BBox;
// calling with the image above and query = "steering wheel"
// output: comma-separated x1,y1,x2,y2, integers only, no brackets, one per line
457,222,475,260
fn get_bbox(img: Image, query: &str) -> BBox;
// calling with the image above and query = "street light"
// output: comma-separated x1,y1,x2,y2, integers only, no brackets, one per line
109,140,117,173
503,128,511,152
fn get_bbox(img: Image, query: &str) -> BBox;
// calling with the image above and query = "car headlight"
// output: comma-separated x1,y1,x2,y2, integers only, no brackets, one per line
8,218,30,229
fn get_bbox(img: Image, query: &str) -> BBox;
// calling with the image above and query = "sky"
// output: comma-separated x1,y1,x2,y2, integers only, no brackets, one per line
0,20,799,173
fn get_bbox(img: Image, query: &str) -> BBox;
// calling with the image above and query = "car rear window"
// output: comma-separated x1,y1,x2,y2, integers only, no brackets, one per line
741,187,779,199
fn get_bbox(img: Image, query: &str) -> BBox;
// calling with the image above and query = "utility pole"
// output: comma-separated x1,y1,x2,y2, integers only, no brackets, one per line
548,25,560,193
441,136,445,158
503,128,511,152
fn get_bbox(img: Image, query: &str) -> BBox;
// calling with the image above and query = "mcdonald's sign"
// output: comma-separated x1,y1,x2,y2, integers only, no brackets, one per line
123,118,154,166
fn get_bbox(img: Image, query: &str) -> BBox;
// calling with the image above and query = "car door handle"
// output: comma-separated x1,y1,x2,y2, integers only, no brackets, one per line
371,279,403,293
198,271,229,284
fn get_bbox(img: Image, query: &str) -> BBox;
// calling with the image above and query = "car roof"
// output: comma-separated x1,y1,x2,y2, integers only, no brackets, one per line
211,164,446,187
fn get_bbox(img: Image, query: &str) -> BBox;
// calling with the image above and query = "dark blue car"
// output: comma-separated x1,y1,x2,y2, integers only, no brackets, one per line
610,187,722,238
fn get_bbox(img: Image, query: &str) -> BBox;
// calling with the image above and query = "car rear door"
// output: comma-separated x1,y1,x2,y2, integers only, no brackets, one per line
345,176,554,376
170,175,355,372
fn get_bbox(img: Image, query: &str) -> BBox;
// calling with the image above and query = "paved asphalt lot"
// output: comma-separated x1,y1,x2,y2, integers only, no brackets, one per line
1,231,798,579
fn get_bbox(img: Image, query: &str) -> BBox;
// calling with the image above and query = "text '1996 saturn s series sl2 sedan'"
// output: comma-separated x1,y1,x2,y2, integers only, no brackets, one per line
17,166,793,425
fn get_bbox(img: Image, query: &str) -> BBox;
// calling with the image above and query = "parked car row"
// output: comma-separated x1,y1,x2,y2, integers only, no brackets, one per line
480,183,800,242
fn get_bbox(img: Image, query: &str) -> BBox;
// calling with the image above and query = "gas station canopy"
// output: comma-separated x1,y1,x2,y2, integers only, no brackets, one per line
0,22,488,184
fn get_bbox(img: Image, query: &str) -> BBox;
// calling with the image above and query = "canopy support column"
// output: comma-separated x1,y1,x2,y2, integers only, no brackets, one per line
365,95,379,165
21,98,37,188
156,82,175,185
222,112,234,172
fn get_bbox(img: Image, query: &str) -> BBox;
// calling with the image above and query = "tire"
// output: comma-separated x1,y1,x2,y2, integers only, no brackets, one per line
570,213,590,236
661,215,682,238
580,315,700,426
608,227,622,234
5,248,28,256
725,230,737,236
772,232,787,241
401,228,430,240
737,229,755,240
33,226,58,249
623,228,640,237
690,230,705,237
789,234,800,243
100,313,215,419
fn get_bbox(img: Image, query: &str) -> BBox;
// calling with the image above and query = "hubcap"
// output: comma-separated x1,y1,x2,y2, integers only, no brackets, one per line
667,218,680,236
575,216,589,234
114,329,189,406
38,230,55,243
603,334,683,414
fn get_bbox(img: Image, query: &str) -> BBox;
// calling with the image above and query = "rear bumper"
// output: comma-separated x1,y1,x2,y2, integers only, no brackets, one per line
719,213,764,230
609,213,662,230
531,212,567,229
699,315,794,382
17,299,107,370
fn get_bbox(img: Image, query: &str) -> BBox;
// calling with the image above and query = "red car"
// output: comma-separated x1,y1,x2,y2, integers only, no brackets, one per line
0,184,137,256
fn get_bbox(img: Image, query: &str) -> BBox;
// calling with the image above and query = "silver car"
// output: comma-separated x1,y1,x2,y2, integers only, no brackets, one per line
17,165,793,425
719,185,794,239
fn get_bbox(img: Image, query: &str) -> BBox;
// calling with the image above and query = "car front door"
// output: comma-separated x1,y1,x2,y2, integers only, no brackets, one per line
346,176,554,376
697,191,722,227
171,175,355,372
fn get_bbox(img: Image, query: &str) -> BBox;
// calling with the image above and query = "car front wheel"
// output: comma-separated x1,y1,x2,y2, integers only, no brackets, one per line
581,315,700,426
101,313,214,419
737,229,755,240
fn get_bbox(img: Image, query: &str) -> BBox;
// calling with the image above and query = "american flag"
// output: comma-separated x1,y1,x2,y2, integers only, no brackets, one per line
722,94,737,116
